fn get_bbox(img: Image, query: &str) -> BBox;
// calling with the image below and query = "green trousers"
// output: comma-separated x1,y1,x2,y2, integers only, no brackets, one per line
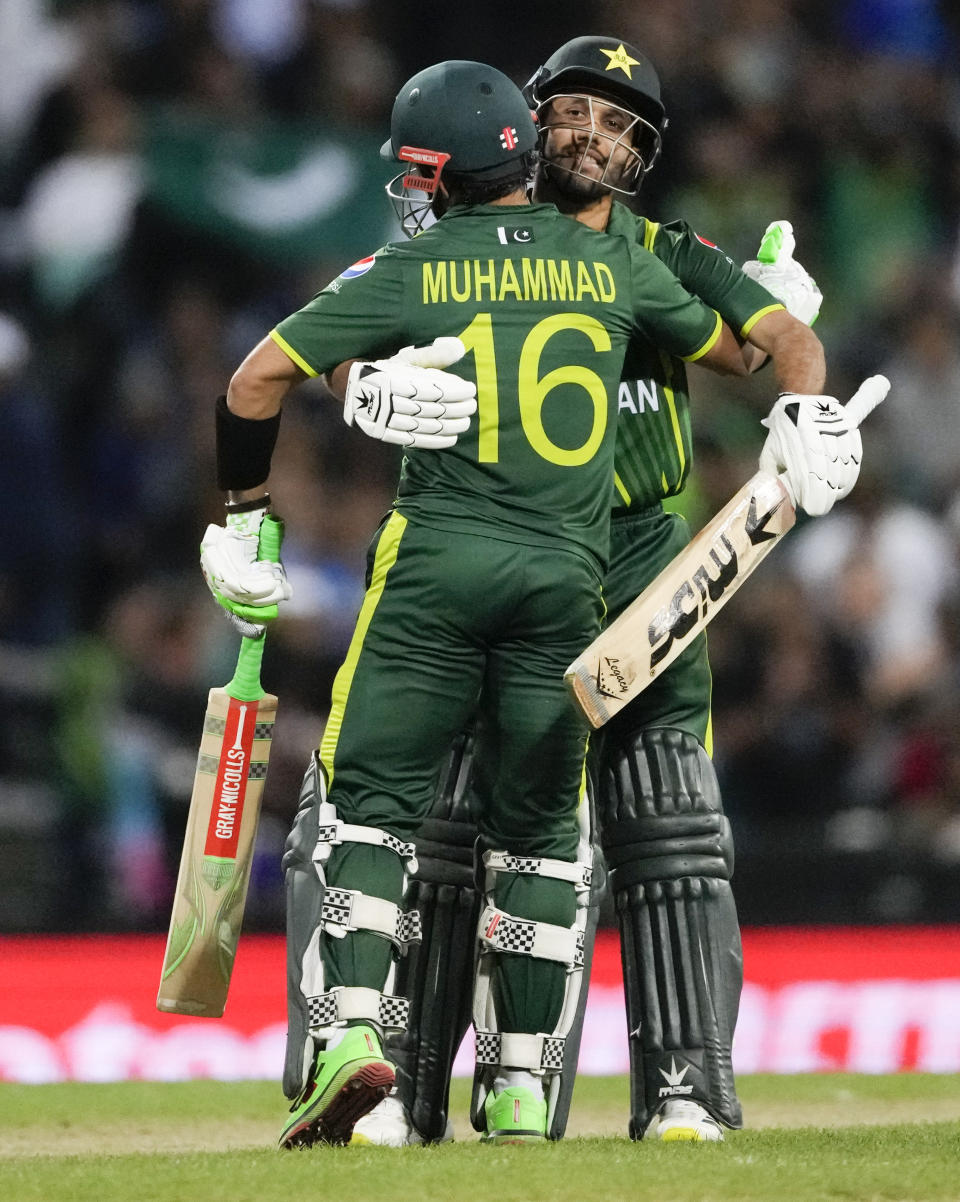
318,511,602,1034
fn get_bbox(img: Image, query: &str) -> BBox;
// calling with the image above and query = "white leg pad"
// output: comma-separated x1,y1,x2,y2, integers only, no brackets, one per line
471,841,595,1135
308,985,410,1038
478,905,584,966
314,819,418,875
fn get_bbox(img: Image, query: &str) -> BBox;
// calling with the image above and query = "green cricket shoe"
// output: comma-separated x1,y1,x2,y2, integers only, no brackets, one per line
278,1025,395,1149
481,1086,547,1144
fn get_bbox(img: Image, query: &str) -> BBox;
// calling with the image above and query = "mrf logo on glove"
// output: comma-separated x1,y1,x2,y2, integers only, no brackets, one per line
342,337,477,450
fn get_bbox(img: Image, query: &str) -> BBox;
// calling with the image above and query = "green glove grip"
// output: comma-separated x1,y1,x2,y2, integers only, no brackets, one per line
225,514,285,701
757,224,785,265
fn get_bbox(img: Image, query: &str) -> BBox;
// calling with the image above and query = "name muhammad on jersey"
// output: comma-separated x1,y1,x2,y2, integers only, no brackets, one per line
422,258,617,305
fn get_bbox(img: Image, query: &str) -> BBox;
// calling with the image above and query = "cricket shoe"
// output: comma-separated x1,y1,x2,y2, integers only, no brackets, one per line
278,1025,395,1149
644,1099,724,1142
350,1094,455,1146
481,1086,547,1145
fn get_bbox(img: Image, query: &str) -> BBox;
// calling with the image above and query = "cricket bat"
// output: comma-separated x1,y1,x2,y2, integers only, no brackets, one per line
566,471,795,728
157,515,282,1017
565,375,890,728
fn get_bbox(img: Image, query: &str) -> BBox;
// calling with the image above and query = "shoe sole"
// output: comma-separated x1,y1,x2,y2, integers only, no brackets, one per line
482,1131,546,1145
280,1061,395,1149
659,1127,723,1143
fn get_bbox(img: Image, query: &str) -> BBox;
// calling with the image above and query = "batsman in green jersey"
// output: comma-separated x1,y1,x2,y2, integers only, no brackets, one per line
351,38,840,1148
201,59,754,1147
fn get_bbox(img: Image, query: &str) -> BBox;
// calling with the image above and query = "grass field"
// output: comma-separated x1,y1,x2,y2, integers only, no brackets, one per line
1,1074,958,1201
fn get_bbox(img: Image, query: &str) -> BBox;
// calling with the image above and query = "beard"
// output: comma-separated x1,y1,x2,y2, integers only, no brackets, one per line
540,140,638,202
541,159,610,202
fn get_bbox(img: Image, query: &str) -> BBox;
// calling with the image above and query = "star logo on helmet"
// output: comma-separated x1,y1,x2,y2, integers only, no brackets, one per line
600,43,641,79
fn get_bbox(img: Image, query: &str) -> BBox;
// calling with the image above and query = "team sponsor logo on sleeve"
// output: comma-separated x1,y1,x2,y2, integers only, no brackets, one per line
339,254,377,280
694,232,735,265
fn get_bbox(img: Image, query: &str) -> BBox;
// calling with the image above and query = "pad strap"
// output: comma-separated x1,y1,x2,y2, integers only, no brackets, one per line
483,850,592,891
315,820,419,874
307,986,410,1033
322,887,422,951
478,905,584,968
475,1030,566,1073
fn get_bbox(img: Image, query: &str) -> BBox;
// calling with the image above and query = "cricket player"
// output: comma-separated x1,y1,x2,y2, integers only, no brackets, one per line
200,59,762,1147
350,37,877,1147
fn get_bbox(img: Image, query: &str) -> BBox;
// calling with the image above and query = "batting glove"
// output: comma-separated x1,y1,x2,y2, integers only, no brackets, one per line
200,500,291,638
742,220,823,327
343,336,477,449
760,375,890,516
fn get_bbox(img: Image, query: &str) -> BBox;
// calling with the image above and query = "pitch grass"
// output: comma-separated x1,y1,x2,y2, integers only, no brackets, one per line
2,1075,959,1202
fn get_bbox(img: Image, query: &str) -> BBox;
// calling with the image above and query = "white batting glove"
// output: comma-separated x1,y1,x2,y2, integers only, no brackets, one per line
760,375,890,516
742,220,823,326
343,336,477,449
200,501,291,637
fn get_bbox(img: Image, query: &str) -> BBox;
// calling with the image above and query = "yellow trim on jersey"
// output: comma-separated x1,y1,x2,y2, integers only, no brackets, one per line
613,472,632,506
657,352,686,492
269,328,319,377
642,220,660,252
740,302,786,339
681,309,723,363
319,511,408,784
578,752,590,813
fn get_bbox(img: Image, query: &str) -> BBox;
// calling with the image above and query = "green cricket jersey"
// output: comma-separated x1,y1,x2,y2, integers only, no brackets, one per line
272,202,722,572
606,204,785,513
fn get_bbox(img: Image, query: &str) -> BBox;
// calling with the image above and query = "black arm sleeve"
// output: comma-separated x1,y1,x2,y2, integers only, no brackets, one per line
215,395,282,491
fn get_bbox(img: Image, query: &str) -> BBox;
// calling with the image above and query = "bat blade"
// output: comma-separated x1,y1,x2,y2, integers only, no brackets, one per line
156,684,277,1016
566,471,795,728
158,514,283,1017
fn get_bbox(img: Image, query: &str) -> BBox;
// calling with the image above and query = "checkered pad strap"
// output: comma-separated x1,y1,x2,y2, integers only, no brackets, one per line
314,821,418,874
475,1030,566,1073
483,850,592,890
321,887,422,950
478,905,584,968
307,986,409,1033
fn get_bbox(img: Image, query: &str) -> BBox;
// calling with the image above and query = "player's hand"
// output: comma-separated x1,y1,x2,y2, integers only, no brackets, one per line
760,375,890,516
343,336,477,449
200,501,291,638
742,220,822,327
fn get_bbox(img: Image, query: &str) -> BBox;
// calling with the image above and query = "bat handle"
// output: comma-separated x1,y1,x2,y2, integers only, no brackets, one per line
845,374,891,428
257,514,284,564
227,514,285,701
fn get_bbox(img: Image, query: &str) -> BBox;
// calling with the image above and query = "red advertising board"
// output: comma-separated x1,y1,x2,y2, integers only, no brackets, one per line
0,927,957,1082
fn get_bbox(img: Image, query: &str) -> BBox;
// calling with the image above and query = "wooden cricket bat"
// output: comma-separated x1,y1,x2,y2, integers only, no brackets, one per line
157,515,282,1017
565,374,890,729
565,471,794,728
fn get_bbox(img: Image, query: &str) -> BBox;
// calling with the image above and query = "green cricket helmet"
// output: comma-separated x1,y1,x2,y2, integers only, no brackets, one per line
381,60,537,236
523,35,667,194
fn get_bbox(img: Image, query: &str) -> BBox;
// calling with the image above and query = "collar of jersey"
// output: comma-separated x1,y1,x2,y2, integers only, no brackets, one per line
443,202,559,220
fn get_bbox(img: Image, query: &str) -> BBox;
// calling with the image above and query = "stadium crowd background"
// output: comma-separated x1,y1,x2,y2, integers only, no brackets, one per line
1,0,958,935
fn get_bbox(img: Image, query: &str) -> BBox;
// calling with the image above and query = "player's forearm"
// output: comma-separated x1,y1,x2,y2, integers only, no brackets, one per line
325,359,360,401
217,337,305,501
698,319,753,377
228,336,306,419
746,311,826,393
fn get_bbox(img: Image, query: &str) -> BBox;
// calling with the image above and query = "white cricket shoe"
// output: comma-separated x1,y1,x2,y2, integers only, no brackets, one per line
350,1094,454,1147
645,1099,724,1142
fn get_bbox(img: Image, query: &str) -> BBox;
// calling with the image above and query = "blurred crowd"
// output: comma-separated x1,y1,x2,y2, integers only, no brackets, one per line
1,0,959,932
